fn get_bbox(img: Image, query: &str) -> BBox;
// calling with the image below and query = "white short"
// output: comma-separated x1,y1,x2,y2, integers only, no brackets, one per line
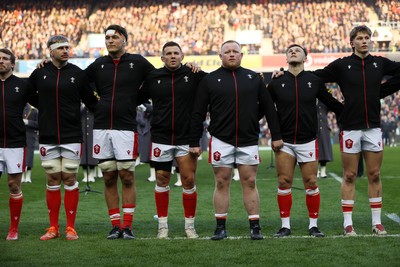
0,148,26,174
208,136,260,167
39,143,81,160
340,128,383,153
151,142,189,162
93,129,138,160
280,139,318,163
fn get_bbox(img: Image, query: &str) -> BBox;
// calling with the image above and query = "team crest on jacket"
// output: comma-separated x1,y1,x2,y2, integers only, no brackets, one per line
213,151,221,161
345,139,353,149
70,77,75,83
15,87,20,92
247,74,252,79
153,147,161,157
281,83,285,87
307,82,312,88
184,76,189,82
94,144,101,154
130,63,134,68
373,62,378,68
40,146,47,156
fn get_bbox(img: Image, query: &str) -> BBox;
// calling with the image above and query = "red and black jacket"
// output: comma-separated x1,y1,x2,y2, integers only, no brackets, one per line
313,53,400,131
141,65,207,145
268,71,343,144
85,53,155,131
190,66,281,147
0,75,35,148
29,63,97,144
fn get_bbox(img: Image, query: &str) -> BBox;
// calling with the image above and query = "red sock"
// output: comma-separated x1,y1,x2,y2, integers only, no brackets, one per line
183,191,197,218
108,208,121,227
277,187,292,218
9,192,23,230
306,186,320,219
64,186,79,228
155,190,169,217
46,186,61,229
122,204,136,229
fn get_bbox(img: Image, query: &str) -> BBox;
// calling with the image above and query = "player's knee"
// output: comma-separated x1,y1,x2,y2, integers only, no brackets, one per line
278,175,292,187
98,160,117,172
61,158,80,173
215,178,228,190
8,181,20,194
306,179,318,188
41,159,62,174
343,171,357,183
181,175,195,188
117,161,135,172
367,170,380,184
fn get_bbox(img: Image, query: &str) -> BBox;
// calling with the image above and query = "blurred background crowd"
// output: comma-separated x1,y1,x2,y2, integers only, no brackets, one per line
1,0,400,59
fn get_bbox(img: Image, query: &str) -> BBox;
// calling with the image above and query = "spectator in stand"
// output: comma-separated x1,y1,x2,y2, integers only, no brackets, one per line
3,1,395,59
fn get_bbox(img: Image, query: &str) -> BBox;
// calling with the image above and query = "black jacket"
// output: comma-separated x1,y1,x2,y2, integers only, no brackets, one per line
190,66,281,147
313,54,400,130
0,75,35,147
268,71,343,144
141,65,207,145
29,62,98,144
85,53,155,131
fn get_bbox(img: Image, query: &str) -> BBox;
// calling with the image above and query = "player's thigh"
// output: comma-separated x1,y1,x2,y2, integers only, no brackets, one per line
275,146,296,181
362,150,383,176
176,148,197,176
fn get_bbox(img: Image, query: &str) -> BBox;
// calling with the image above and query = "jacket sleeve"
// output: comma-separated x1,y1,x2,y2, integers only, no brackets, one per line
137,78,151,105
189,78,209,147
80,71,98,112
316,81,343,117
380,67,400,99
312,60,340,83
27,72,39,108
260,81,281,141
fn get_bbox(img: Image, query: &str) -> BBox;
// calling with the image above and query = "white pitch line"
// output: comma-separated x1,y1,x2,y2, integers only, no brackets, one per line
386,213,400,224
135,235,400,240
329,172,343,183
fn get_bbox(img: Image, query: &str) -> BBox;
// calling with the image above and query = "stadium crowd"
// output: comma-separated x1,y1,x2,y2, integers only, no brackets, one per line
1,0,400,59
